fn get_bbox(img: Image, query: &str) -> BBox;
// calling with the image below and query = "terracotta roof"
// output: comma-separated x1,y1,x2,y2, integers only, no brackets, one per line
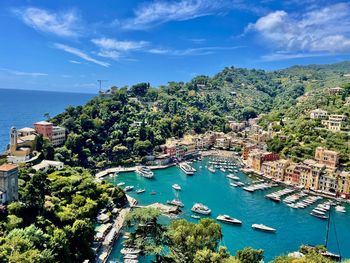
0,164,18,172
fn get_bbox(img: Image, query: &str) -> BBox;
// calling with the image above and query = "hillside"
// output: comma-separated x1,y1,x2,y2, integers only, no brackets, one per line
50,61,350,168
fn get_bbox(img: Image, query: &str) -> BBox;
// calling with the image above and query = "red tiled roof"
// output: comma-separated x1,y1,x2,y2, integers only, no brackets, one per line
0,164,18,172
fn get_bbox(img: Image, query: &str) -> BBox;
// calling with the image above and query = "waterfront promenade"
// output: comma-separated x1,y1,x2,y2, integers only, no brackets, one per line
96,163,175,179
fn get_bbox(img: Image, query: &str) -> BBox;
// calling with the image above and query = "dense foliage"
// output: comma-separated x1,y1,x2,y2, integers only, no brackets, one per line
50,62,350,168
0,167,126,262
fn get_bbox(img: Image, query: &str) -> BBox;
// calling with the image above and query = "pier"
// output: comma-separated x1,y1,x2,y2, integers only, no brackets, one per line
95,163,175,179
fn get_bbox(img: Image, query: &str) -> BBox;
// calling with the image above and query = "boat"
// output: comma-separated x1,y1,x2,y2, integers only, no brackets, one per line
124,186,134,192
172,184,182,191
251,224,276,233
121,248,141,255
208,166,216,173
191,215,201,219
179,162,196,175
124,254,138,259
124,259,138,263
216,215,242,225
117,182,125,186
220,168,226,172
235,181,245,187
167,199,184,207
150,191,156,195
335,205,346,213
191,203,211,215
227,174,240,180
135,166,154,179
136,188,145,194
310,211,328,220
230,182,238,187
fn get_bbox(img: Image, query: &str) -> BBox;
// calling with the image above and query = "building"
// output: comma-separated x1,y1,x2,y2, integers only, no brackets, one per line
17,127,36,137
314,147,339,169
160,137,198,161
329,86,344,95
52,126,66,146
275,159,290,181
310,109,328,119
34,121,53,139
0,164,18,204
303,159,325,190
242,144,259,160
247,150,279,173
7,127,31,163
228,121,247,131
214,136,231,149
34,121,66,146
318,170,337,195
322,114,348,131
337,171,350,199
32,160,64,172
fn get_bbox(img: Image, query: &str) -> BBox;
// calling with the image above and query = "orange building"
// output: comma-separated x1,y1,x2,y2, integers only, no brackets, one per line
34,121,53,139
314,147,339,169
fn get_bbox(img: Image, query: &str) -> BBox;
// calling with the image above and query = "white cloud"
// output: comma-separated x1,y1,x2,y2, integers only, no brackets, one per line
123,0,230,29
97,50,121,60
91,38,148,51
246,3,350,54
261,52,331,61
14,7,80,37
0,68,48,76
69,60,83,64
147,46,244,56
54,43,110,67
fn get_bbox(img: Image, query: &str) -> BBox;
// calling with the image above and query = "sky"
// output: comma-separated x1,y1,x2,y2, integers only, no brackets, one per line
0,0,350,94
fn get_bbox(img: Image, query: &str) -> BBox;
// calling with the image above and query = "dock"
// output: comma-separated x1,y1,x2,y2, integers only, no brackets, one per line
95,164,175,179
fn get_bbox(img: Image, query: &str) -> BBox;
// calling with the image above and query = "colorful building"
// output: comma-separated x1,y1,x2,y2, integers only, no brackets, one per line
34,121,66,146
314,147,339,169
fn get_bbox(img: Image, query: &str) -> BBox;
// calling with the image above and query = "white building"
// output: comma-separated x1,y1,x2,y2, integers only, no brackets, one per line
310,109,328,119
32,160,64,172
52,126,66,146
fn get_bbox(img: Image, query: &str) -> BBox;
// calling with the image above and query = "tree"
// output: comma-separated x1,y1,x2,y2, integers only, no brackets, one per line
125,208,166,260
166,218,223,262
235,247,264,263
130,82,150,97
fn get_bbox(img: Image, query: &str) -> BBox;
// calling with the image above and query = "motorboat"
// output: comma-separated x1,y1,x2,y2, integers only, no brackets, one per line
167,199,184,207
135,166,154,179
124,254,138,259
335,205,346,213
179,162,196,175
220,168,226,172
172,184,182,191
117,182,125,186
191,203,211,215
310,211,328,220
121,248,141,255
124,186,134,192
216,215,242,225
235,181,245,187
251,224,276,233
136,188,145,194
191,215,201,219
230,182,238,187
227,174,240,180
208,166,216,173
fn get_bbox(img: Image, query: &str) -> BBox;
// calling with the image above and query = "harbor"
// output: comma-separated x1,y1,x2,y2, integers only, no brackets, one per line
104,157,350,262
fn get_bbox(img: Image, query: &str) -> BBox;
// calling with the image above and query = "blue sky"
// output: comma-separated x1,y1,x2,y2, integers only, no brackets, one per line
1,0,350,93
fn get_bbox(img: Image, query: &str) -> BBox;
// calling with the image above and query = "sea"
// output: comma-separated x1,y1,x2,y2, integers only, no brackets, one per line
0,88,93,152
105,161,350,262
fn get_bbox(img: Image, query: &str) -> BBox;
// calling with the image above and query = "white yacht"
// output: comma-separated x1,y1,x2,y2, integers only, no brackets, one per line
124,186,134,192
136,188,145,194
191,203,211,215
335,205,346,213
172,184,182,191
135,166,154,179
230,182,238,187
117,182,125,186
227,174,240,180
208,166,216,173
179,162,196,175
217,215,242,225
252,224,276,233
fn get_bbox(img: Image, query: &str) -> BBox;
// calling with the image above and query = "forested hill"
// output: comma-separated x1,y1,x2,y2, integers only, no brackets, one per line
50,61,350,168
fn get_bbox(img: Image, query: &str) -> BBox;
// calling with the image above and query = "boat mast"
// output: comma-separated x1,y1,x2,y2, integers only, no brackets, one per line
325,207,331,248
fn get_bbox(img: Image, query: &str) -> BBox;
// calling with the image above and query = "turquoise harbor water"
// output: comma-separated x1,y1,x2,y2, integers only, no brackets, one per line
106,158,350,262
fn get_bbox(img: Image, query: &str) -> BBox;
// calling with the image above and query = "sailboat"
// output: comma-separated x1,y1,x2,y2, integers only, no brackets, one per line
307,205,342,261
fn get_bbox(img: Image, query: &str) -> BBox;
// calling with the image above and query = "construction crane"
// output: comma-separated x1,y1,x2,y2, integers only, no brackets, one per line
97,80,108,93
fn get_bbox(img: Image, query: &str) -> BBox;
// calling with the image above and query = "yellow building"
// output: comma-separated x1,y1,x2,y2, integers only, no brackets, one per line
337,171,350,198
